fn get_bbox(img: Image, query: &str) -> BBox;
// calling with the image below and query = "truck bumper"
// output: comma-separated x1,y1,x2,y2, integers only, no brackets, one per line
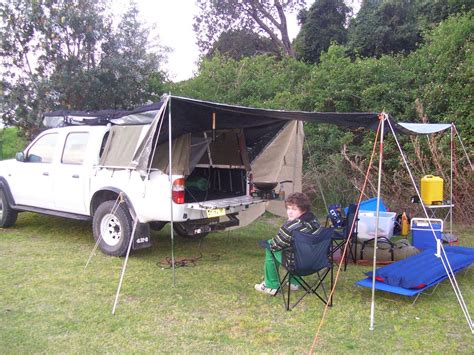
182,195,263,221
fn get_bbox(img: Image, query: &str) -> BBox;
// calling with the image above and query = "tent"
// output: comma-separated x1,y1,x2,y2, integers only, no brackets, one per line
49,95,471,331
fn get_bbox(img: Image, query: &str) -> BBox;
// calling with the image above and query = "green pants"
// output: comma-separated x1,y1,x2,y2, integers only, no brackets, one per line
264,244,301,289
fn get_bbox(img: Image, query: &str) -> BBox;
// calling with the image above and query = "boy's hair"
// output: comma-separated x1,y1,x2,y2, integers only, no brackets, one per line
285,192,311,213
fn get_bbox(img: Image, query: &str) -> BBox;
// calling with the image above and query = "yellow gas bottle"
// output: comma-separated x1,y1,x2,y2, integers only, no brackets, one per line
401,212,409,236
421,175,443,205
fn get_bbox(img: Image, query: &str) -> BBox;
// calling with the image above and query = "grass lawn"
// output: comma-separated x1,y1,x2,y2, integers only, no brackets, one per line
1,212,473,353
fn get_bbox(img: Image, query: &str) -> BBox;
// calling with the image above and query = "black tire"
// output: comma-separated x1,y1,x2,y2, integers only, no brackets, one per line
0,189,18,228
173,222,209,240
149,221,167,232
92,200,133,256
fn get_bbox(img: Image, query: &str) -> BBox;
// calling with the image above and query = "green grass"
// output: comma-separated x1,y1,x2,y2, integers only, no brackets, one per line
0,127,27,160
1,212,473,353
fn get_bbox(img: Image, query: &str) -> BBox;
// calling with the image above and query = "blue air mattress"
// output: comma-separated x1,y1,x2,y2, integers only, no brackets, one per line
364,246,474,289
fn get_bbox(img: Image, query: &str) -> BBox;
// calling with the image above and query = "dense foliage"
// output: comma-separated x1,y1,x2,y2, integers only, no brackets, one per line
207,29,281,60
0,0,168,139
294,0,350,63
173,11,473,218
347,0,474,58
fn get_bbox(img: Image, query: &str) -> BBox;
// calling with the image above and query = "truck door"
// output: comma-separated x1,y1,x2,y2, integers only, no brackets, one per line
52,132,90,214
9,132,58,208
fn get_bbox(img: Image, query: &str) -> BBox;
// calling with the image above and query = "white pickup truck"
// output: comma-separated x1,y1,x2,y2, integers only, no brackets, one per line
0,122,265,256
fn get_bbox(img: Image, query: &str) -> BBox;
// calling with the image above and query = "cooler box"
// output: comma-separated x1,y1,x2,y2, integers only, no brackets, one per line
411,218,443,250
421,175,443,205
357,210,397,241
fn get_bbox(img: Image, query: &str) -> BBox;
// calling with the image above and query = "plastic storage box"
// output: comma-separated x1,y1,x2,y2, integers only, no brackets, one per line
411,218,443,250
357,210,397,241
344,197,387,215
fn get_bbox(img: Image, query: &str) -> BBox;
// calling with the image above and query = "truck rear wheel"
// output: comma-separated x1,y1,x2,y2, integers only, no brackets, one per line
93,200,132,256
0,189,18,228
173,222,209,240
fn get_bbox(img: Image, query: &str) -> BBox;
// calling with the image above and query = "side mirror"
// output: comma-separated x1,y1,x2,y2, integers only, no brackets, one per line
15,152,25,162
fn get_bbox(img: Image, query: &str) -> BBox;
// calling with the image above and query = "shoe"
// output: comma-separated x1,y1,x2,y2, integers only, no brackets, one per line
254,282,278,296
288,283,300,291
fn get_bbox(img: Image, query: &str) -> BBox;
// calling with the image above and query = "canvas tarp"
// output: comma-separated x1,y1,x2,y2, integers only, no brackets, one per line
231,121,304,225
151,133,192,175
148,129,251,175
99,125,147,168
252,120,304,217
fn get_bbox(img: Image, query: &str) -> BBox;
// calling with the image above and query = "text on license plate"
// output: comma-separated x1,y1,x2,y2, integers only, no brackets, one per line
206,208,226,218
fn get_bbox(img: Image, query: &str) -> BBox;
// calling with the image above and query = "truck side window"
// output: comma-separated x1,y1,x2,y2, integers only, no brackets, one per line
62,132,90,165
26,133,58,163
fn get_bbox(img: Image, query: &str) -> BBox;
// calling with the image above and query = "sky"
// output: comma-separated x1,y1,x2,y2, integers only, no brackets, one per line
115,1,361,82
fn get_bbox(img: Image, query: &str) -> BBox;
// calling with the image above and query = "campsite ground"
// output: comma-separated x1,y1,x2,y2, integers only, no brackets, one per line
1,212,472,353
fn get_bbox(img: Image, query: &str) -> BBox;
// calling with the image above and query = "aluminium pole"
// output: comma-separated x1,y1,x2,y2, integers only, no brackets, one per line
112,216,138,314
450,124,453,238
168,95,176,286
369,113,386,331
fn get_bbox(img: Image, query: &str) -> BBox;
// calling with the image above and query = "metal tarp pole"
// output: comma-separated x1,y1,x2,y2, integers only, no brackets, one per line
450,124,453,238
112,217,138,314
369,113,385,331
168,95,176,286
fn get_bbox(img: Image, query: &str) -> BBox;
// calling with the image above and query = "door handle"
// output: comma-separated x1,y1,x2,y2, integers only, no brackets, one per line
42,172,49,176
72,174,79,178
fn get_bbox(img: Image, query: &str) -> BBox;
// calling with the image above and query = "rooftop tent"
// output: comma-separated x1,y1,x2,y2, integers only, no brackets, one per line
43,102,164,127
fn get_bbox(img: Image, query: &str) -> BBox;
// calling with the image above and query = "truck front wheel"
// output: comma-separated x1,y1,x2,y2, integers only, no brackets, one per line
93,200,132,256
0,189,18,228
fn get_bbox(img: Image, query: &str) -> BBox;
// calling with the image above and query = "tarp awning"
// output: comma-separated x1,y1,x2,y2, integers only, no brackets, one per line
47,95,455,175
44,95,450,138
396,122,451,134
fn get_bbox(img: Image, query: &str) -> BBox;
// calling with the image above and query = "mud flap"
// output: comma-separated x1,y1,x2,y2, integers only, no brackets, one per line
132,222,152,250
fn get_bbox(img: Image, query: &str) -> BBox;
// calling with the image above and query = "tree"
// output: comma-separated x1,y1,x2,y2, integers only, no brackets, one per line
294,0,350,63
95,5,169,108
347,0,422,58
347,0,474,59
417,0,474,27
1,0,110,137
193,0,306,58
1,0,168,138
207,29,281,60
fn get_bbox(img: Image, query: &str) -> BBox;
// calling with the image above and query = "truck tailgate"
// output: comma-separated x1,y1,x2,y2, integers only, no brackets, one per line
185,195,263,210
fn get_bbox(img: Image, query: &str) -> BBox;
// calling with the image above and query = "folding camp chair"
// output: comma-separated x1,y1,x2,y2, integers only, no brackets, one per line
269,228,334,311
328,203,359,270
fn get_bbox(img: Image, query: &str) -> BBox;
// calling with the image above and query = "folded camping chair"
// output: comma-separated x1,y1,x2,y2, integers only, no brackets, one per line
328,203,358,270
270,228,334,311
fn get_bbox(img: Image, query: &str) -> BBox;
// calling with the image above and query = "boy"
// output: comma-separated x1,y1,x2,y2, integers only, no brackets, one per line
255,192,322,295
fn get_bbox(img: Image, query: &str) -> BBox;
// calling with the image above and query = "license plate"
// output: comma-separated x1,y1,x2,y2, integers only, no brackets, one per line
206,208,226,218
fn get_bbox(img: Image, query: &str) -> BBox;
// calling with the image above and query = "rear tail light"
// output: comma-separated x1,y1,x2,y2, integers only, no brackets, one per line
172,178,185,204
